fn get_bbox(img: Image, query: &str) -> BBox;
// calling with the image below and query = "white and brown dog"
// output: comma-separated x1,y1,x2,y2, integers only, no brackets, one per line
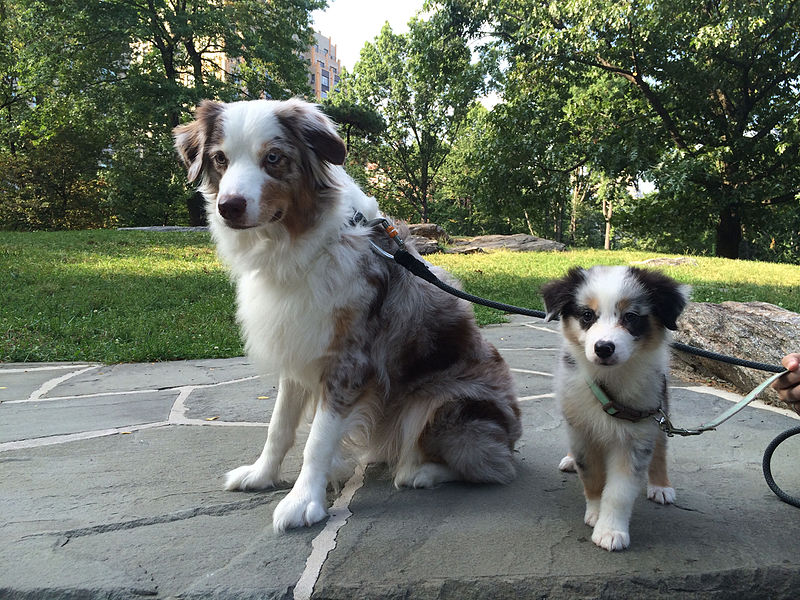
542,266,689,551
173,98,521,532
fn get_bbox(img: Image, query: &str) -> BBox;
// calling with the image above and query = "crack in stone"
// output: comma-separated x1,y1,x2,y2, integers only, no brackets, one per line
22,494,285,542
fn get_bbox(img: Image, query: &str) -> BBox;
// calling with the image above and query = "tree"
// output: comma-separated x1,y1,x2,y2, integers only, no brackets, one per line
321,97,385,153
334,18,484,222
434,0,800,259
0,0,132,229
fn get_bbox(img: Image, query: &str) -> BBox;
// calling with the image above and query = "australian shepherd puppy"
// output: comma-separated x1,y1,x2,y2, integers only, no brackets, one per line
173,98,521,532
542,266,688,551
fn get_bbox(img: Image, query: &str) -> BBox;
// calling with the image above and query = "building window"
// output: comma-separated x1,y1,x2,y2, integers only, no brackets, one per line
321,90,327,98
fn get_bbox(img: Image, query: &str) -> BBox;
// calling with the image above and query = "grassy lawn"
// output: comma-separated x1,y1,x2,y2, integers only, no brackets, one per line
2,229,799,363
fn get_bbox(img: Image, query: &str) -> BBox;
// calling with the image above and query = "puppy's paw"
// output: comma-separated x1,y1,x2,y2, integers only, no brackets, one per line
591,526,630,551
584,505,600,528
224,464,279,491
558,454,577,472
272,490,328,533
647,484,676,505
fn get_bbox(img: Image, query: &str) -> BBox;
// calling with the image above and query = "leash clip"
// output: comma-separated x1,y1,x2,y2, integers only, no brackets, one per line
656,409,709,437
352,212,407,259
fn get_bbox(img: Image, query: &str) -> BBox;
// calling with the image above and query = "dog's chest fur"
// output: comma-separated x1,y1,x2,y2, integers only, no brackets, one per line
226,225,374,384
555,357,666,443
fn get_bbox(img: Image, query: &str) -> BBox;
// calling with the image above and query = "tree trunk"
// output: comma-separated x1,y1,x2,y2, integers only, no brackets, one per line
715,204,742,259
603,195,613,250
187,191,207,226
524,210,535,236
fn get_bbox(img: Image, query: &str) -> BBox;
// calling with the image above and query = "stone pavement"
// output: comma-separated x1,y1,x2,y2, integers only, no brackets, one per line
2,315,800,599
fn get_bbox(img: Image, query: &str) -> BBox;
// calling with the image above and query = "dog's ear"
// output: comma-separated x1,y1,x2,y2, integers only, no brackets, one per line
276,99,347,165
173,100,224,182
541,267,586,322
629,267,690,330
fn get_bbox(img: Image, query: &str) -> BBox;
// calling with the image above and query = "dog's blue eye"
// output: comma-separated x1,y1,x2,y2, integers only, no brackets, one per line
265,152,281,164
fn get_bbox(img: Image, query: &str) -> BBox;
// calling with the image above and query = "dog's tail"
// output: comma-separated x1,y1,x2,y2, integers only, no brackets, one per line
420,398,520,485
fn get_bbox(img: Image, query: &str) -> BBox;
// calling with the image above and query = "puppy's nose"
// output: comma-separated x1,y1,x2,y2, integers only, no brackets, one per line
594,341,616,359
218,195,247,221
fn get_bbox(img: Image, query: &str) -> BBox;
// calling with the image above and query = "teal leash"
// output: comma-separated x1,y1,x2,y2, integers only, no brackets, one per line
654,370,788,436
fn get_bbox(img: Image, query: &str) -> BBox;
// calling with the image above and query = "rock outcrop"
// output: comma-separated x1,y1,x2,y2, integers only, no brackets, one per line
672,301,800,404
447,234,566,254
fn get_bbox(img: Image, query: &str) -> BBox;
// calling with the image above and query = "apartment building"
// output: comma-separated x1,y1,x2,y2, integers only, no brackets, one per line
302,31,341,100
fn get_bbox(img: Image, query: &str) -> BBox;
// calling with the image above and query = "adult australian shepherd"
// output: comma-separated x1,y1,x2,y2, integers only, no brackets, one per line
542,266,688,551
173,98,521,532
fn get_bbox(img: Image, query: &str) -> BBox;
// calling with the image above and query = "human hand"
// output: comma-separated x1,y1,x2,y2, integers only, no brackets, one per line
772,353,800,414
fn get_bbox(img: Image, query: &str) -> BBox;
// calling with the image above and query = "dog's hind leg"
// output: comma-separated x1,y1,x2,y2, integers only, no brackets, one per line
225,377,310,491
394,445,460,489
646,432,675,504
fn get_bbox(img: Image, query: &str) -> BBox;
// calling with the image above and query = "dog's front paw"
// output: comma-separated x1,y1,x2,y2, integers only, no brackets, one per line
272,490,328,533
558,454,577,472
224,463,279,491
591,526,630,551
647,484,676,505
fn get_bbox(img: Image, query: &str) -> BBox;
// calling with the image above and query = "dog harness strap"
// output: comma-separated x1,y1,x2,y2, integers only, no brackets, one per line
585,378,661,423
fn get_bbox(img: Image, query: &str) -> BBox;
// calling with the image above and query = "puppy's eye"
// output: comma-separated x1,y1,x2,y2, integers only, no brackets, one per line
265,152,281,165
623,312,641,326
212,152,228,167
580,309,596,325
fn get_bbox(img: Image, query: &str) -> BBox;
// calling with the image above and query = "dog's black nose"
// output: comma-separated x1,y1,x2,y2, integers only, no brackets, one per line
218,195,247,222
594,341,616,359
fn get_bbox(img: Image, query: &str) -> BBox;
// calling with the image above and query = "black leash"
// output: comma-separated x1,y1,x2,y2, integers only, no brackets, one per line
361,218,799,508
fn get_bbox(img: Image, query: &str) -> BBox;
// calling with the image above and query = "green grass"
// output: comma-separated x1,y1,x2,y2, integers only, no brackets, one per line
2,231,799,363
2,230,241,363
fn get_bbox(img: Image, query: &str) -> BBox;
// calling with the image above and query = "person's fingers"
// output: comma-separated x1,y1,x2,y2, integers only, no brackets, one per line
773,368,800,391
781,353,800,371
779,386,800,412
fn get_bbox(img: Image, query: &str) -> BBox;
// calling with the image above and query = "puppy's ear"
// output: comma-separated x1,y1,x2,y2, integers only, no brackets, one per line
276,99,347,165
541,267,586,322
173,100,224,182
630,267,690,330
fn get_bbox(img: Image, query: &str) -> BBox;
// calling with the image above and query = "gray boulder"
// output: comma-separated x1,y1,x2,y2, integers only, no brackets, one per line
631,256,699,267
409,235,440,255
447,234,566,254
672,301,800,404
407,223,450,244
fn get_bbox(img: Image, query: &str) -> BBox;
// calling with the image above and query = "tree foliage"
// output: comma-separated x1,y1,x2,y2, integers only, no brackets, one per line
332,19,484,222
433,0,800,260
